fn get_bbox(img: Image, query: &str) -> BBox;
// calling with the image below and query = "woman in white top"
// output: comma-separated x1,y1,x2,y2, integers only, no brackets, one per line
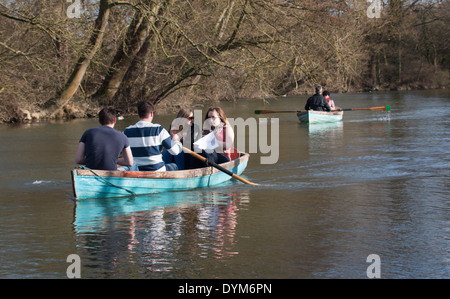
203,107,235,160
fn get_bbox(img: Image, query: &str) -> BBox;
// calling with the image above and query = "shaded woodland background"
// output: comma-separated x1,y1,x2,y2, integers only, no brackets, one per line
0,0,449,123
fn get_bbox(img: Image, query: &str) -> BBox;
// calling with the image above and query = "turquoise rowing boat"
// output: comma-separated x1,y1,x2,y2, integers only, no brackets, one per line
297,110,344,124
71,153,250,199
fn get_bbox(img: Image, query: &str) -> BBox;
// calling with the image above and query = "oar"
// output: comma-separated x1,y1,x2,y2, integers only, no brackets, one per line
182,146,259,186
254,109,298,114
254,106,390,114
336,106,390,112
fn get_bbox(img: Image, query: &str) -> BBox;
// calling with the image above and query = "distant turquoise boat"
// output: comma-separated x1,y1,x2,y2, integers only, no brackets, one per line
297,110,344,124
71,153,250,199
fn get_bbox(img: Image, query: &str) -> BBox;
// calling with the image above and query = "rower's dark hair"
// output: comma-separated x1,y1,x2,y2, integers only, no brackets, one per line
177,108,193,119
323,90,330,96
98,107,117,125
137,100,155,119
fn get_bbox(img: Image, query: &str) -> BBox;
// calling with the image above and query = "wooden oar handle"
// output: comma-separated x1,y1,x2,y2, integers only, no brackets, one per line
335,106,390,112
182,147,207,162
255,110,299,114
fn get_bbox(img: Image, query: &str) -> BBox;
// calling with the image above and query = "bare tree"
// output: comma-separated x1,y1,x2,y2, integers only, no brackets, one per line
1,0,448,123
92,0,169,104
42,0,112,118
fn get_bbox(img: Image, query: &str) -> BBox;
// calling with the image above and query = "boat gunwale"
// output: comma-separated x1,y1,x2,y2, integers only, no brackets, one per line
297,110,344,124
296,110,344,117
72,152,249,180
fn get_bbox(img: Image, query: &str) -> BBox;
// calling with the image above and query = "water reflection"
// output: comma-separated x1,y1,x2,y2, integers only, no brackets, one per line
308,121,343,135
73,189,250,277
307,122,344,154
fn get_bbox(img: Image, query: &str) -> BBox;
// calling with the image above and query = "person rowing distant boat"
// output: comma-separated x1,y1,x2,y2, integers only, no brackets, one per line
304,85,331,112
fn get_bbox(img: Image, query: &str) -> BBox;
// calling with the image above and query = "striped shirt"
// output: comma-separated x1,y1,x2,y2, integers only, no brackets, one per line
124,121,182,171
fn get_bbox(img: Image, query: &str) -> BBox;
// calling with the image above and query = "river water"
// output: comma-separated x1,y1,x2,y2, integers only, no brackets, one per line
0,90,448,279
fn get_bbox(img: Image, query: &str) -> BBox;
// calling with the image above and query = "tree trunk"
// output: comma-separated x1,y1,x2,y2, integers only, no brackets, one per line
92,1,165,105
43,0,111,118
398,32,402,85
371,53,378,88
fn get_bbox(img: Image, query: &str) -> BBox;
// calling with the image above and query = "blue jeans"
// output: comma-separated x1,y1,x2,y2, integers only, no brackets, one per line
162,148,185,170
164,163,179,171
117,163,139,171
123,163,178,171
130,162,178,172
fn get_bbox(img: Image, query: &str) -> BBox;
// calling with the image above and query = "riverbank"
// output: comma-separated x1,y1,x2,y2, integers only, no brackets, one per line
1,84,447,125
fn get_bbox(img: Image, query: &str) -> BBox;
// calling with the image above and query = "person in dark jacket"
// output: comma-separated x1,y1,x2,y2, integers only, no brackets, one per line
304,85,331,112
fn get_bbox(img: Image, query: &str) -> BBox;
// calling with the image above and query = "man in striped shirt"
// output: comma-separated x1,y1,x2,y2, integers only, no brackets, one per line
124,100,182,171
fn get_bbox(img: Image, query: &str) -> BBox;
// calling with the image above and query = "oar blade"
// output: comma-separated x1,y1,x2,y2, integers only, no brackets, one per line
370,106,390,111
